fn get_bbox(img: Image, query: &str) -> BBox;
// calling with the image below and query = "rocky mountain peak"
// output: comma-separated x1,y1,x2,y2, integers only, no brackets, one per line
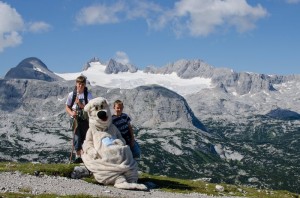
164,59,214,78
144,59,215,79
105,59,138,74
234,72,276,95
82,57,103,71
4,57,62,82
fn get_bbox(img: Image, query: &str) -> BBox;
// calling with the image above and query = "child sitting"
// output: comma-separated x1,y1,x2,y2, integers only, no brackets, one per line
112,100,141,159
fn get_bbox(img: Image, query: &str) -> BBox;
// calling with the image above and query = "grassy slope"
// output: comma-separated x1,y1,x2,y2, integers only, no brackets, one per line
0,162,299,198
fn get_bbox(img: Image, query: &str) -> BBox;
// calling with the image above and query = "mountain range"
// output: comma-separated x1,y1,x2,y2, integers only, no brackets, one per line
1,57,300,193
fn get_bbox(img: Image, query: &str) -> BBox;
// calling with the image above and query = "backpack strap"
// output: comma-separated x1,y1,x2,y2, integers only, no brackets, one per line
69,86,88,109
69,86,77,109
84,87,88,105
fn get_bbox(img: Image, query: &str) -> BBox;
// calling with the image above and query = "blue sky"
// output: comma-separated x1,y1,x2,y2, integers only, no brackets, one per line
0,0,299,78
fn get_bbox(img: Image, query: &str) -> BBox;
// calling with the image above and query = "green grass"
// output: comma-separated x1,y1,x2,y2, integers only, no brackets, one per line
139,173,299,197
0,161,76,177
0,162,299,198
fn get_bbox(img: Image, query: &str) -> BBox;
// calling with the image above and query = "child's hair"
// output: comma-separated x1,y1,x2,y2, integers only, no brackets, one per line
76,75,86,84
114,99,123,107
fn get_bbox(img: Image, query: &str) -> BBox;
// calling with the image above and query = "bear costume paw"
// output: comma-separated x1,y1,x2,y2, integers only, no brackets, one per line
114,182,147,190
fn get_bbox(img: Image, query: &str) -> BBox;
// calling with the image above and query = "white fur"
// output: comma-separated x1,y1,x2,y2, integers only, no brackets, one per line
82,97,147,190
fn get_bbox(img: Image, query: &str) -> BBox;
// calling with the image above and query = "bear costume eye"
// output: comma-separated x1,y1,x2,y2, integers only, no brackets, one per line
100,101,107,109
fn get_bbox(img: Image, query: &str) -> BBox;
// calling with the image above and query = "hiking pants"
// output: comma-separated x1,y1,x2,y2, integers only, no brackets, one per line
74,119,89,151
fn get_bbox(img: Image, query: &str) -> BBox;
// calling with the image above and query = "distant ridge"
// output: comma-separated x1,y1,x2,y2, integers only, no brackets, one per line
4,57,63,82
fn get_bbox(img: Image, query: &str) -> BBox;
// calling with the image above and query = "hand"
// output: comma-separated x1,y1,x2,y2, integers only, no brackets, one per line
75,97,81,106
71,111,77,117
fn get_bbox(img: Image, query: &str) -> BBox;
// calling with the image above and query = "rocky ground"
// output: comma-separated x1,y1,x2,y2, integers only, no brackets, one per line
0,171,238,198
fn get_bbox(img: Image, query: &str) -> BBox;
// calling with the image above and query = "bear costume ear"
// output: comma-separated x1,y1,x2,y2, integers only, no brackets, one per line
84,101,92,113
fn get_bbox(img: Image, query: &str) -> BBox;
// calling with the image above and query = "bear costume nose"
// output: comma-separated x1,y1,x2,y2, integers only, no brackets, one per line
97,110,108,121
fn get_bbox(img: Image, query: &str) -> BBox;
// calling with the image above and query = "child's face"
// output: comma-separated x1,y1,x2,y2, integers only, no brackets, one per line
114,104,123,116
76,82,85,93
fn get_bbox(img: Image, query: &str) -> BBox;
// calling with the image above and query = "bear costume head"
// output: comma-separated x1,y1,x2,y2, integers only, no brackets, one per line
84,97,112,131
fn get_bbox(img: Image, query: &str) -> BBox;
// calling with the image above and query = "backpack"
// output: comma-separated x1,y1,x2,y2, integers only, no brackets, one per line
69,86,88,109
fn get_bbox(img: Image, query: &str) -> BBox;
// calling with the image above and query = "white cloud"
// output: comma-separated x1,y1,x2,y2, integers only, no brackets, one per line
0,1,24,52
27,21,51,33
114,51,130,65
76,2,126,25
286,0,300,3
0,2,51,52
157,0,269,37
75,0,161,26
75,0,268,37
125,0,163,19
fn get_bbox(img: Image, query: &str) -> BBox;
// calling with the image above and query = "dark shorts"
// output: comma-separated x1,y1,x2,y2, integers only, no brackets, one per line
74,120,89,151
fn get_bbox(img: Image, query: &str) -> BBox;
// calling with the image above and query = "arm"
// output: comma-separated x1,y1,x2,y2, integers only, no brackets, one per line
65,92,77,117
128,123,135,148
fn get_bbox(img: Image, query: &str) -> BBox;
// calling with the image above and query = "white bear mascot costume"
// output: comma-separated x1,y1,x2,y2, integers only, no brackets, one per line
82,97,147,190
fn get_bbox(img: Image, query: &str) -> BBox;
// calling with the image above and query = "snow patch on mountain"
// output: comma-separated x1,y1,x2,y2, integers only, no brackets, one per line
33,66,44,73
214,144,244,161
56,61,212,96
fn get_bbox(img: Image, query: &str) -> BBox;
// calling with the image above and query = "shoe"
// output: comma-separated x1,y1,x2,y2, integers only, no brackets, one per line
74,157,83,164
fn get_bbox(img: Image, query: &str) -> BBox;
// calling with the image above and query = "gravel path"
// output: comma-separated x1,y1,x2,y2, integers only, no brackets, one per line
0,172,239,198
